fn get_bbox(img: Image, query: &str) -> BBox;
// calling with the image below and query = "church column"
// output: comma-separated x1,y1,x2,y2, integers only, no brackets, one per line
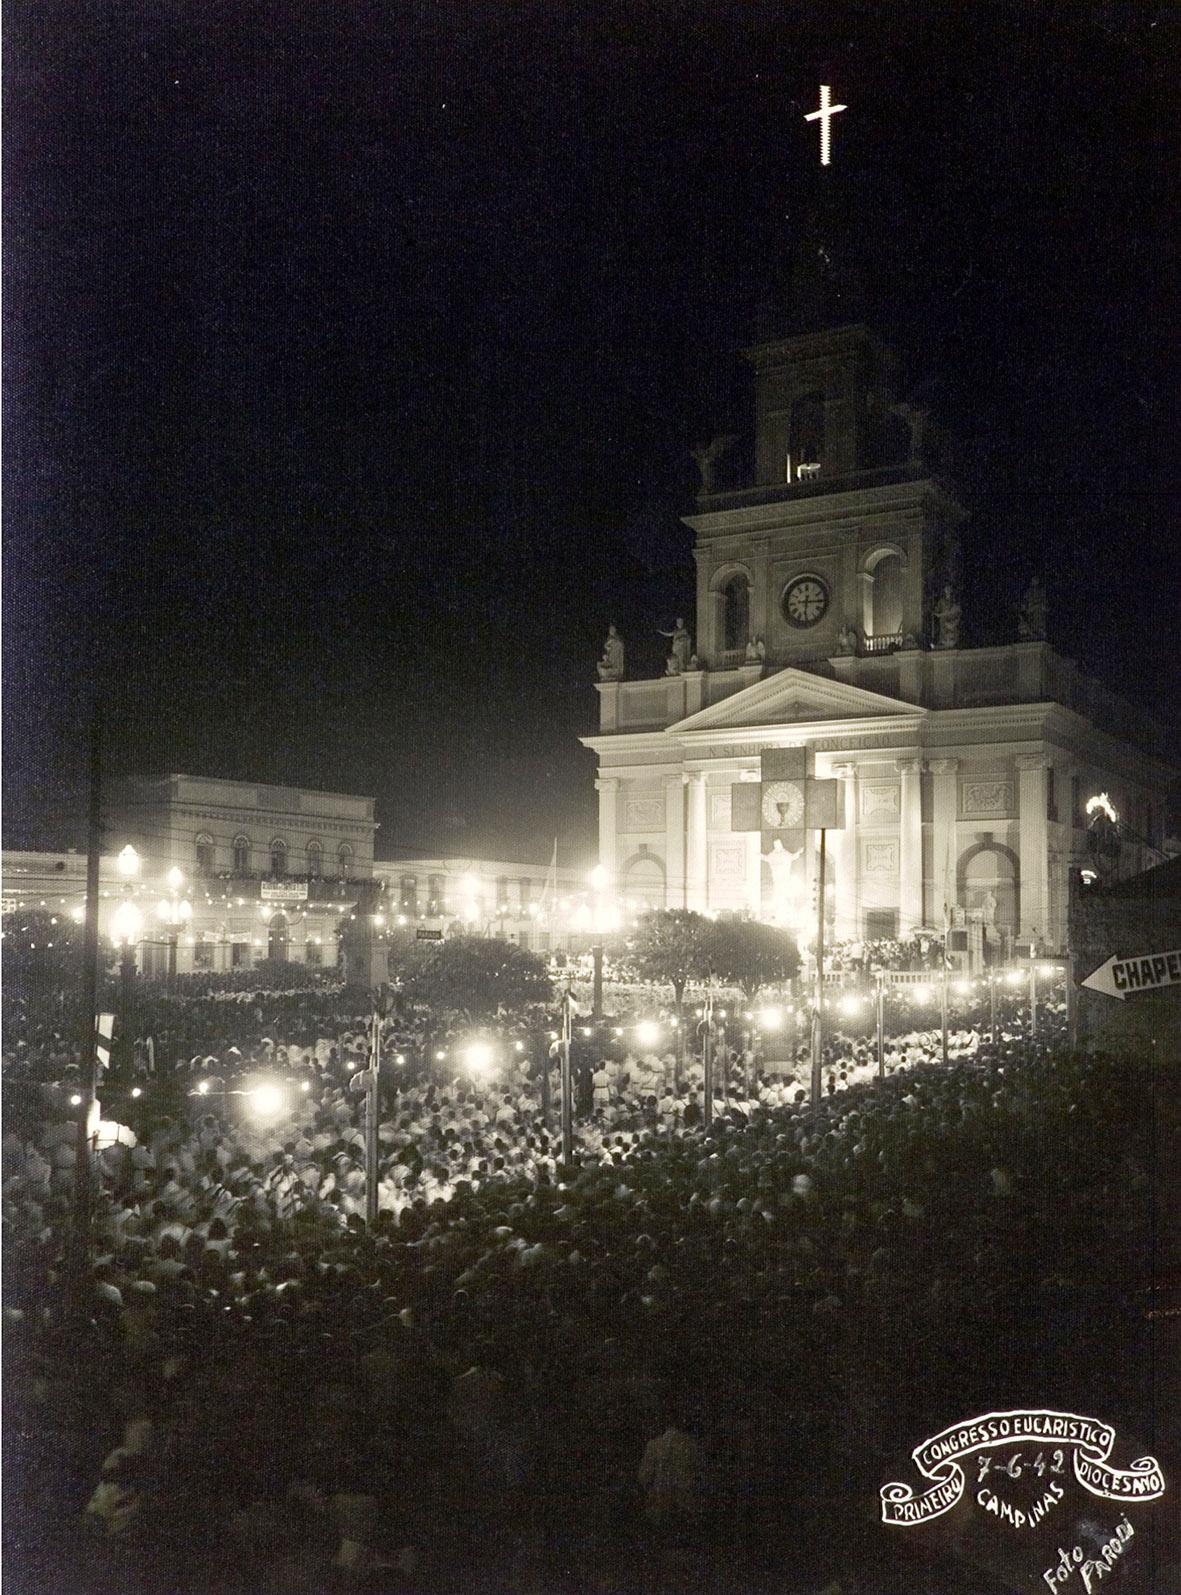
663,773,686,909
830,762,857,942
1016,753,1051,946
929,759,960,926
685,772,709,911
896,757,924,936
595,778,619,881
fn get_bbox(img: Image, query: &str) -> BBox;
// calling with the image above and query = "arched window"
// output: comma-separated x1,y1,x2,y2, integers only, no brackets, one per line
195,833,215,875
427,873,444,913
721,574,750,653
232,836,251,876
861,547,906,643
789,392,825,480
270,838,288,878
338,843,354,879
306,840,323,878
400,874,419,915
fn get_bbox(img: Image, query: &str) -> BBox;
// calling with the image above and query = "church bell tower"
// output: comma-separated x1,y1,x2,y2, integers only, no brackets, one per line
687,321,964,671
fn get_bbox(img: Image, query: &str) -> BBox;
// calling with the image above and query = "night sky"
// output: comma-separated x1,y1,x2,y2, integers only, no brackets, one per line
4,0,1177,862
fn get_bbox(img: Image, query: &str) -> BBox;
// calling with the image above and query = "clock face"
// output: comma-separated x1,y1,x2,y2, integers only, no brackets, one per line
762,780,805,829
783,575,829,628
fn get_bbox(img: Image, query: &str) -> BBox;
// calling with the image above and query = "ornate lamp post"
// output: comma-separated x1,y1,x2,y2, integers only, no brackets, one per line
157,866,193,986
588,865,620,1020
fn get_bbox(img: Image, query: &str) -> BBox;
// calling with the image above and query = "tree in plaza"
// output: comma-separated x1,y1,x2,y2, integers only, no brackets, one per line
391,934,552,1022
628,910,712,1081
701,917,799,1001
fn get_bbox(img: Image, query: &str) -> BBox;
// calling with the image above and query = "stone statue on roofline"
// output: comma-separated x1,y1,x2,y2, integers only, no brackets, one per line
834,623,858,656
658,618,692,676
1017,576,1047,641
933,585,962,649
596,625,625,682
690,435,737,496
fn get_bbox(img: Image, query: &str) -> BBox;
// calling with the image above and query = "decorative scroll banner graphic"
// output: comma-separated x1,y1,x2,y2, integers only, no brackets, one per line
881,1410,1165,1527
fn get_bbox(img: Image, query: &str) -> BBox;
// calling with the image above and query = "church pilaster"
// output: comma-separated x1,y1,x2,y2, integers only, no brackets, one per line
896,757,924,936
830,762,857,941
663,774,686,909
1016,753,1051,946
595,778,619,882
929,759,960,926
686,772,709,911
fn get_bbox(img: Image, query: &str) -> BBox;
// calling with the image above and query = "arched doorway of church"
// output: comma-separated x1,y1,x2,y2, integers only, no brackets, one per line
622,853,666,912
267,912,290,962
957,844,1019,951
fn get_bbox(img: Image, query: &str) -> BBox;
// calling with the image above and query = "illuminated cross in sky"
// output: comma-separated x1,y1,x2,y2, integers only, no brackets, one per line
805,84,846,166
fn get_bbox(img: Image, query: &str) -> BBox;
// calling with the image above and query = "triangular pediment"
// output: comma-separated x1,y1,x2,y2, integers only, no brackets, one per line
670,667,925,738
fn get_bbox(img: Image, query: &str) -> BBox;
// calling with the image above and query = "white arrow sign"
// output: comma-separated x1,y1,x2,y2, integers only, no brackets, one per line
1081,949,1181,1001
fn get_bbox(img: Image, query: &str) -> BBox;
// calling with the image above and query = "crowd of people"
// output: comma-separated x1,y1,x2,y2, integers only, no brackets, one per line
2,964,1170,1595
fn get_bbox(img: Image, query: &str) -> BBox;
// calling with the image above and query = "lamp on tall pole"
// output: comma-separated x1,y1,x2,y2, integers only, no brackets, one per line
113,845,143,1016
157,866,193,987
588,865,618,1021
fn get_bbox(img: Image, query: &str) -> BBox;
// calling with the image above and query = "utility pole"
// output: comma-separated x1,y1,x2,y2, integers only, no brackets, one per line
71,706,103,1287
560,991,574,1165
1029,951,1038,1040
875,973,885,1080
366,983,392,1224
940,926,950,1069
810,829,827,1109
701,992,714,1130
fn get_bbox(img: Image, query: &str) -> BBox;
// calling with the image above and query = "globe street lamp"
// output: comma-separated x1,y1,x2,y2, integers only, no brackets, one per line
157,866,193,985
110,899,144,1012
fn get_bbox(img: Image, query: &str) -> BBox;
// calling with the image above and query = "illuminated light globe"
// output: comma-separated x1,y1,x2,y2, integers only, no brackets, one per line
196,1080,210,1096
111,900,144,947
589,864,609,892
1005,970,1023,987
837,993,862,1018
911,984,931,1004
757,1006,783,1031
116,844,141,880
1039,964,1055,978
954,980,972,997
250,1083,286,1118
463,1041,495,1074
166,866,184,893
635,1020,662,1049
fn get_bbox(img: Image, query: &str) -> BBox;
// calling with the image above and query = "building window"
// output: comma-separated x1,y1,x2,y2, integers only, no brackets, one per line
427,873,444,913
861,549,905,640
231,941,249,968
1046,767,1058,824
400,874,419,915
194,941,215,970
788,392,825,481
338,844,354,879
721,574,749,653
195,833,215,875
270,839,288,877
267,912,289,961
1071,775,1082,828
306,940,323,967
496,876,509,910
306,840,323,878
232,836,251,875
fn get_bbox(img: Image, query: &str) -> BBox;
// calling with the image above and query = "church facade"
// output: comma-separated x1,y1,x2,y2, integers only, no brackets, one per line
582,325,1173,959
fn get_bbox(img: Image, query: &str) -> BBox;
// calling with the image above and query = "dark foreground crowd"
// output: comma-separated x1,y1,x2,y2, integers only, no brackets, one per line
3,995,1175,1595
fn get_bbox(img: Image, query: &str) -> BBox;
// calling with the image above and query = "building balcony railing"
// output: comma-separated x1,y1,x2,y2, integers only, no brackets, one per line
861,632,906,656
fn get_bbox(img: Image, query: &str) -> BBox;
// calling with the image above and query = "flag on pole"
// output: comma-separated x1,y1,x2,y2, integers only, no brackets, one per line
538,838,558,916
96,1014,115,1071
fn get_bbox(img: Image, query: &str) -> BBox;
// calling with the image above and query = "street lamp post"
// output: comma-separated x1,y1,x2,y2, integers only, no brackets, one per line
588,865,616,1021
157,866,193,987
